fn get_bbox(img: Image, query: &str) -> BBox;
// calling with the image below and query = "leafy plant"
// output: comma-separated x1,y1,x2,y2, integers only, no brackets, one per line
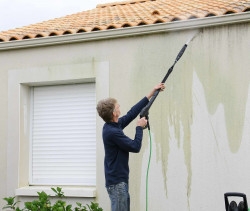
85,202,103,211
3,196,21,210
2,187,103,211
75,202,103,211
51,187,64,198
23,191,51,211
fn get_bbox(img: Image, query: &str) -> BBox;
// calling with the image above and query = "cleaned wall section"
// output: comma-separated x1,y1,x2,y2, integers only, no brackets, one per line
0,22,249,210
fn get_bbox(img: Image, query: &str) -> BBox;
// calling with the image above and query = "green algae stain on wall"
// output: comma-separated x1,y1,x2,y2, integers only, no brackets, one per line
159,51,194,203
126,32,196,209
194,24,250,153
126,32,197,208
108,24,249,210
153,62,194,202
120,34,175,209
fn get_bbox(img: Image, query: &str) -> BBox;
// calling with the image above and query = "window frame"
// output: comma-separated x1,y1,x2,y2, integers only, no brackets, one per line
7,61,109,197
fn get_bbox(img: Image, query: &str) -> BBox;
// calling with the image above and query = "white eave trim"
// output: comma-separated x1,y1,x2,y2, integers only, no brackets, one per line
0,12,250,51
15,186,96,198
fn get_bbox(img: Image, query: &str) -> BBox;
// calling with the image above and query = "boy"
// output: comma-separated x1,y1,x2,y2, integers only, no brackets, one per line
96,83,165,211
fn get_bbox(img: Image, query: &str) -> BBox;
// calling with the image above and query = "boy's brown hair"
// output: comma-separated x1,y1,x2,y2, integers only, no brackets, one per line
96,98,117,122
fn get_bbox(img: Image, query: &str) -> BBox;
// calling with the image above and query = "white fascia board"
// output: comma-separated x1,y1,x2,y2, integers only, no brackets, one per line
0,12,250,51
15,186,96,198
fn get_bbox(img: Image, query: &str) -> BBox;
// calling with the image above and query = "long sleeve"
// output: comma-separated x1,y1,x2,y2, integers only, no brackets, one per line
118,97,149,129
111,126,143,153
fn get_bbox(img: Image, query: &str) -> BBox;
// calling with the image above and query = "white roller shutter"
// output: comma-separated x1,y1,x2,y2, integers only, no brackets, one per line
30,83,96,186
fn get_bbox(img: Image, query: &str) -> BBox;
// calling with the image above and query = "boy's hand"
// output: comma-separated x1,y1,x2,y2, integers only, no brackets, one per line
154,83,165,92
147,83,165,100
137,117,147,128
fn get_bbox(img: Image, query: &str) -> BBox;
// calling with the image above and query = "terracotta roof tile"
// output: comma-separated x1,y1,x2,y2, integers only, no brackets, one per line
0,0,249,42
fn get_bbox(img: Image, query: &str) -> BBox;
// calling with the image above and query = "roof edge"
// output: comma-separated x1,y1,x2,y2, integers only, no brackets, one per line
96,0,154,8
0,12,249,51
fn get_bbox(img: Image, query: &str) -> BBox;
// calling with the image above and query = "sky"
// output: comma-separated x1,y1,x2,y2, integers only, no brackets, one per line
0,0,124,32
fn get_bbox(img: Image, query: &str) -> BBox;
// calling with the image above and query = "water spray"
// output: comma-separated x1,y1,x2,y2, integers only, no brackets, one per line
140,30,201,211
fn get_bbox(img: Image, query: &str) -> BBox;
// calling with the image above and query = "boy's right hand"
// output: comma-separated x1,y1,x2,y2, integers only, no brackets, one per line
137,117,147,128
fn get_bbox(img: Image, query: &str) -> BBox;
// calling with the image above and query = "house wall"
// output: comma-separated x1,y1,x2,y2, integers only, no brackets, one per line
0,21,249,210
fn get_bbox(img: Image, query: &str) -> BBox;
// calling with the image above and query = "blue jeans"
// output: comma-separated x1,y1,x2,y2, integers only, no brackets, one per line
106,182,130,211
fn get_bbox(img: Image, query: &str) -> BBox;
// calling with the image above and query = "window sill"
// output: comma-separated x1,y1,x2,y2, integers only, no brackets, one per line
15,186,96,198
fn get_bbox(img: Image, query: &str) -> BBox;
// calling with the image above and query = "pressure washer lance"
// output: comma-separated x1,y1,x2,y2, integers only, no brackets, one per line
140,31,200,125
140,31,200,211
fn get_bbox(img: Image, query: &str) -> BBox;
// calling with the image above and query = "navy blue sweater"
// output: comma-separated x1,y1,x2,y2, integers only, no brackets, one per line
102,97,149,186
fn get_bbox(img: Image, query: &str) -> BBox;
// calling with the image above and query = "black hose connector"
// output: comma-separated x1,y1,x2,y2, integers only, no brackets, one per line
140,107,149,130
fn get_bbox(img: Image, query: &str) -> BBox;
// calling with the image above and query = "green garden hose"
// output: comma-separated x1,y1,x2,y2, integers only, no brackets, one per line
146,129,152,211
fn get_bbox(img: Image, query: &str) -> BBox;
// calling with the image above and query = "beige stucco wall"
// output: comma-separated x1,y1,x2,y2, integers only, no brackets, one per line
0,21,249,210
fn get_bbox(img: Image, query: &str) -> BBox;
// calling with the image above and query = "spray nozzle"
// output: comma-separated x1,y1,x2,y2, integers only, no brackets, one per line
185,30,201,45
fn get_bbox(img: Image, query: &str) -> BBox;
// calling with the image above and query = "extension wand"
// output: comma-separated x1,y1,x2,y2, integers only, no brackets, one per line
140,31,200,128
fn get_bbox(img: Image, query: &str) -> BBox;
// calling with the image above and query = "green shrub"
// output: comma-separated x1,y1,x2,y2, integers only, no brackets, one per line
3,187,103,211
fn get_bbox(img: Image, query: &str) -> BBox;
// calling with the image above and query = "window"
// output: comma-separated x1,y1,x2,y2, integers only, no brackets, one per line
29,83,96,186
